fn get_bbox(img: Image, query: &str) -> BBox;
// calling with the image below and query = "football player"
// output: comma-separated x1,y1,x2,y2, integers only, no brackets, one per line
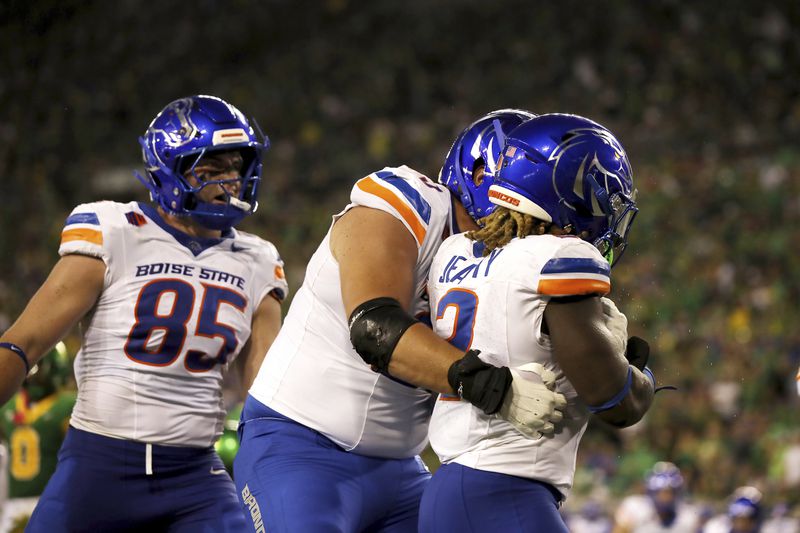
417,113,657,532
237,109,567,532
0,343,76,532
703,486,764,533
0,95,287,531
614,461,701,532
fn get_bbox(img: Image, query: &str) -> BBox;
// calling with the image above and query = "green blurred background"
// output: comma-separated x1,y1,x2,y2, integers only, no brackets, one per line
2,0,799,517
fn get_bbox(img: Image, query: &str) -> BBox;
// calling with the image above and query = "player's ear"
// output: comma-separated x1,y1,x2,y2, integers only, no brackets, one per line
471,162,485,187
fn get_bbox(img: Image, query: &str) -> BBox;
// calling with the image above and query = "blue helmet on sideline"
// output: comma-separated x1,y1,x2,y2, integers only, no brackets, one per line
136,95,269,230
439,109,535,222
728,486,763,524
645,461,684,493
489,113,637,265
645,462,684,518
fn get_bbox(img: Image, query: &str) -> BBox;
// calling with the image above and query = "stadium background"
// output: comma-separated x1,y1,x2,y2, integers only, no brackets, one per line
1,0,799,522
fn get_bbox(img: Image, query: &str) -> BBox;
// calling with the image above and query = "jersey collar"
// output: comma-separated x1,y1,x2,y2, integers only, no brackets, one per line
138,202,234,256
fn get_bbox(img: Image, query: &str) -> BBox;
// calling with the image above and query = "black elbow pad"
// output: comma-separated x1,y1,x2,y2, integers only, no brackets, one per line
348,297,418,373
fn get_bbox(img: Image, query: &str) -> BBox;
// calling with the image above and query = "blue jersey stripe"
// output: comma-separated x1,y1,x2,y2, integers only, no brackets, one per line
541,257,610,277
65,212,100,226
375,172,432,224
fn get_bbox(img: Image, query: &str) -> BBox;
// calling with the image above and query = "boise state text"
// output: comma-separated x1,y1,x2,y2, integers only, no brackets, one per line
135,262,246,290
438,249,503,284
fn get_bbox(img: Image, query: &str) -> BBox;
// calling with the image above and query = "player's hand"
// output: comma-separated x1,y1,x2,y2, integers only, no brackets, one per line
600,296,628,356
447,350,512,415
499,363,567,440
625,336,650,370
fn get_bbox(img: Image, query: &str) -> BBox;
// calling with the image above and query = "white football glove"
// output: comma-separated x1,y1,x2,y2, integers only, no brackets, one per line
601,296,628,356
499,362,567,439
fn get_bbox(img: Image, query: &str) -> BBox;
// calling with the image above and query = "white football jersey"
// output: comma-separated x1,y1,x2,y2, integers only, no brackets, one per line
614,494,701,532
60,201,287,447
427,232,614,498
249,166,453,458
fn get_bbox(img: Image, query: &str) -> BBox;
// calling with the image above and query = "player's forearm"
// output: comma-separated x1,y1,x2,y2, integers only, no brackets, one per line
0,343,28,405
388,323,461,394
237,295,282,398
0,327,49,404
594,367,655,428
236,350,260,399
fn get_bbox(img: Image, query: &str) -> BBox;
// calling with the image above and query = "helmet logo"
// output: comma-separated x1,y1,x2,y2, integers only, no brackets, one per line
470,124,499,175
155,98,199,149
548,127,630,216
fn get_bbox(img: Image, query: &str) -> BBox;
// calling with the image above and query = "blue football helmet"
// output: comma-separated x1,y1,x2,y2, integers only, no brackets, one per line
728,486,762,522
135,95,269,230
438,109,535,221
489,113,637,265
646,462,684,493
645,462,684,516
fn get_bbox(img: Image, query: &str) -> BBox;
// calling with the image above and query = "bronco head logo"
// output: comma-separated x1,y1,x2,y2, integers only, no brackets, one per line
156,98,199,148
547,127,632,216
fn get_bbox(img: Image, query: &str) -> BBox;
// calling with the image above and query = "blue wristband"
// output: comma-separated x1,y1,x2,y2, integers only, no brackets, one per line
587,366,633,414
0,342,30,375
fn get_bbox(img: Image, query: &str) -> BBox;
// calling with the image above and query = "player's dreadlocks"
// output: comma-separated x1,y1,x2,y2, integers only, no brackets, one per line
466,206,550,256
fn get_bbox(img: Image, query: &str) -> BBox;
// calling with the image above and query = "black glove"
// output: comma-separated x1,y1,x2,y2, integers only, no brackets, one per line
625,336,650,370
447,349,512,415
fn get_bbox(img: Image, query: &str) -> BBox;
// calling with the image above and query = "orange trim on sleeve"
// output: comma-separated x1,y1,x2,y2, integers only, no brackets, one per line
61,228,103,246
538,278,610,296
356,177,426,246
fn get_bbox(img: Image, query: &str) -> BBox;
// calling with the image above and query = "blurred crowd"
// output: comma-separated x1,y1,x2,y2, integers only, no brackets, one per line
2,0,799,522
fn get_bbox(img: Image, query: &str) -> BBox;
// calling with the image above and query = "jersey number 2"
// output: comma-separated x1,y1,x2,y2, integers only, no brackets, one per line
124,279,246,371
435,288,478,351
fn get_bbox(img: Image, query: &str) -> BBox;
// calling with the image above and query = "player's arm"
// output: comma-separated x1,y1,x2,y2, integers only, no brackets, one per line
0,254,105,405
338,206,566,434
332,206,463,394
236,292,282,397
544,295,654,427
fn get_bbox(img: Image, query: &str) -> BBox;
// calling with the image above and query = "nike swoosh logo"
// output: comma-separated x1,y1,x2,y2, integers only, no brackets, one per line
210,468,229,475
231,243,247,252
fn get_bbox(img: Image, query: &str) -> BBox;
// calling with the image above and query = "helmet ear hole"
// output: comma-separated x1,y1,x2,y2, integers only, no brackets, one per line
472,159,485,187
438,109,536,222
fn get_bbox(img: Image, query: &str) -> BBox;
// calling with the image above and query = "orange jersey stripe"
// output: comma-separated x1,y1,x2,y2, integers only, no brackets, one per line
439,394,461,401
538,278,610,296
61,228,103,246
356,177,426,246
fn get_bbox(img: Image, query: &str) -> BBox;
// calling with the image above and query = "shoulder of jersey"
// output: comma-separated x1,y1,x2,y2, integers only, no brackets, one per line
230,230,282,261
351,165,450,246
60,200,143,249
520,235,611,297
439,231,472,253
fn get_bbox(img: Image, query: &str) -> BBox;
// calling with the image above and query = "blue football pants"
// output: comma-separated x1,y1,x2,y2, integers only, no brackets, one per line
234,395,431,533
418,462,568,533
27,426,248,532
